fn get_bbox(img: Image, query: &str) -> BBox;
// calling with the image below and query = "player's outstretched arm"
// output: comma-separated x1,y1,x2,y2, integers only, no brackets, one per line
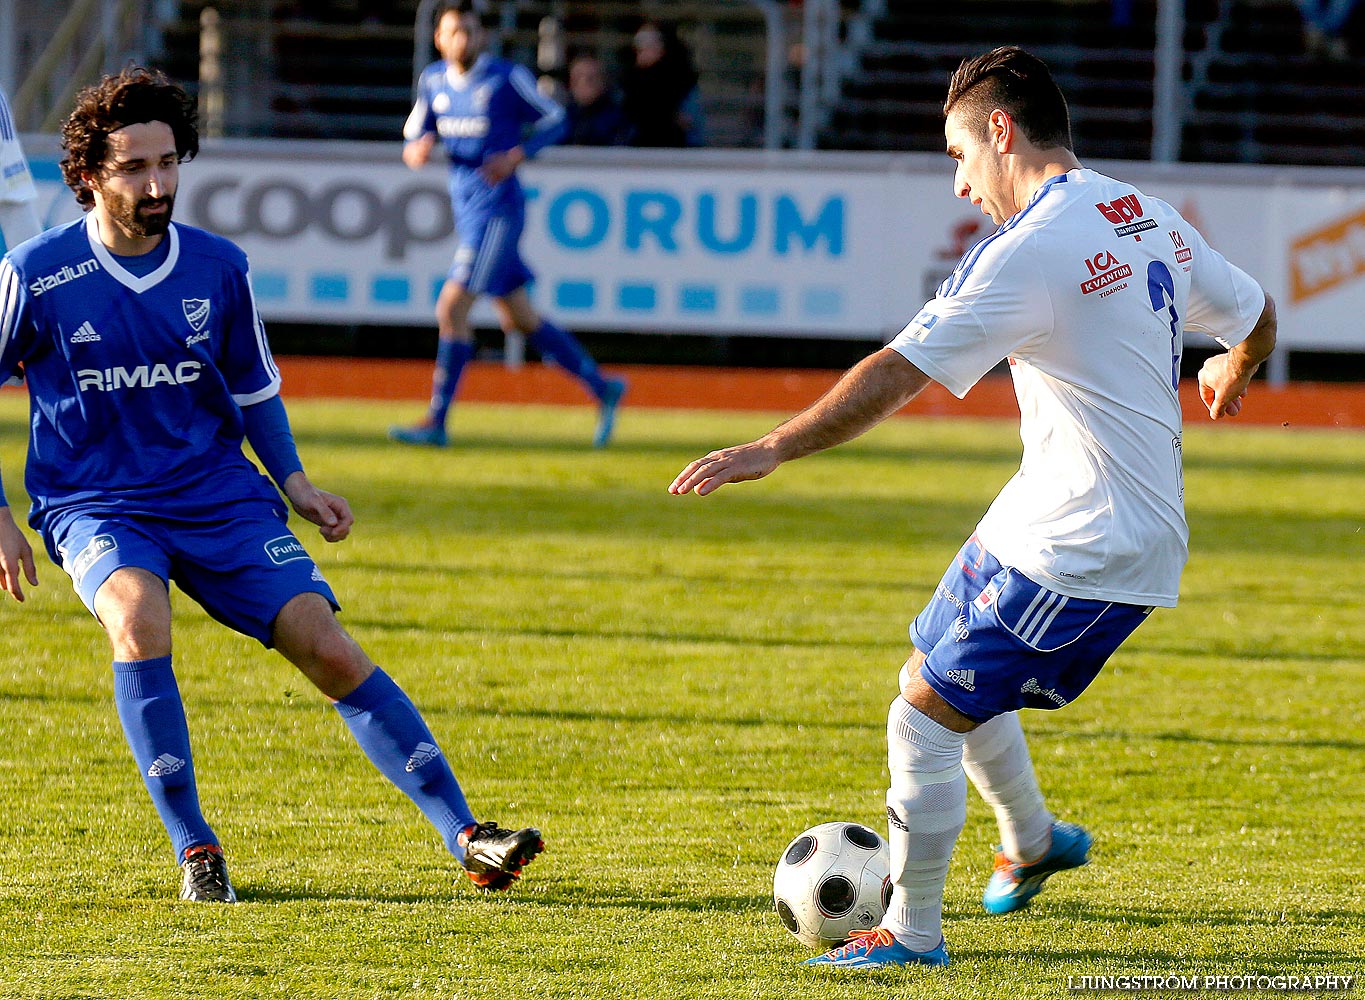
670,348,931,497
283,471,354,543
1198,292,1278,420
0,505,39,602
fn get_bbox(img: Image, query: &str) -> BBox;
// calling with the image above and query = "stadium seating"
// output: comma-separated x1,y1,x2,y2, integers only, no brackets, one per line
822,0,1365,166
146,0,1365,164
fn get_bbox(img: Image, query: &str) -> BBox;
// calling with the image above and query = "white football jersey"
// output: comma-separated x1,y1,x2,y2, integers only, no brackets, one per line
889,168,1264,607
0,88,37,206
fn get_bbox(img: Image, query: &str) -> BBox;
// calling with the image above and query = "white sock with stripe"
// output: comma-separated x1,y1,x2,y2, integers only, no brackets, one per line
963,711,1053,863
881,696,967,952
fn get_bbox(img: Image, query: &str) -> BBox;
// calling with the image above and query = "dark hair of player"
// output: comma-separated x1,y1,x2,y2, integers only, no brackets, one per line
59,66,199,208
943,46,1073,152
434,0,485,27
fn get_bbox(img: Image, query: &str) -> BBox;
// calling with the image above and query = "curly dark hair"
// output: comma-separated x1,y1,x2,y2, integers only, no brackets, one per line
59,66,199,208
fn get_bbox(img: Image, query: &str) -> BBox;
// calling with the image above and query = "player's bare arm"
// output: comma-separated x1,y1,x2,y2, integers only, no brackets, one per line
402,133,437,170
1198,292,1278,420
670,349,932,497
0,505,38,601
283,471,353,543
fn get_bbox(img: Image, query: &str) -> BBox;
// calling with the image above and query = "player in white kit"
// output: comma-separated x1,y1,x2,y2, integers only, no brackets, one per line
670,46,1276,969
0,86,42,253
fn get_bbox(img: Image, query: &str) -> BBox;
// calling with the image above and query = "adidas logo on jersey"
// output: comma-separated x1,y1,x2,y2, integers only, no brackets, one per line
404,741,441,773
945,668,976,691
69,321,101,343
147,753,186,777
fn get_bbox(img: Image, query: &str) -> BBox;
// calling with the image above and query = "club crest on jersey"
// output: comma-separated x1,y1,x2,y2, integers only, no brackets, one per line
1080,249,1133,295
183,298,211,333
432,92,451,114
473,84,491,112
1095,194,1157,239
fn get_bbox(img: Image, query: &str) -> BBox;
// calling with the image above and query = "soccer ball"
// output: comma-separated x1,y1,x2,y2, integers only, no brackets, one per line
772,821,892,950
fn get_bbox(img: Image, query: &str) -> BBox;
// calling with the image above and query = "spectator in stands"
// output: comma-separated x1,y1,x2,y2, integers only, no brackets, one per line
564,52,632,146
621,20,701,148
1297,0,1357,59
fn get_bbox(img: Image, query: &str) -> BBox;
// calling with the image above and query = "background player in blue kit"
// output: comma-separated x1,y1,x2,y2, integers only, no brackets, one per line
0,67,543,902
390,0,626,449
672,47,1278,970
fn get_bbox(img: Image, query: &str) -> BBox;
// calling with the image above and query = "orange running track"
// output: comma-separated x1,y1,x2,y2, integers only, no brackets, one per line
276,357,1365,430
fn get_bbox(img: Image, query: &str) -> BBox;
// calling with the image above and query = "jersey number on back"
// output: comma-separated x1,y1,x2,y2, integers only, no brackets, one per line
1146,260,1180,389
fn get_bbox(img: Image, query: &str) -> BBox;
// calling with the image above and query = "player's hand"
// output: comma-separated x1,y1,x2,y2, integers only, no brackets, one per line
283,473,354,542
479,147,525,185
0,506,39,602
669,441,780,497
402,135,436,170
1197,353,1252,420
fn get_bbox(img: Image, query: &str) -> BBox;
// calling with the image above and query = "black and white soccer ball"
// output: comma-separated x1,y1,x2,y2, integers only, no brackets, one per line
772,821,892,950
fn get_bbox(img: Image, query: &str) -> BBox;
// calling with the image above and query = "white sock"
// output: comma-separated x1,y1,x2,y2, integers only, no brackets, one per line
881,696,967,952
963,711,1053,863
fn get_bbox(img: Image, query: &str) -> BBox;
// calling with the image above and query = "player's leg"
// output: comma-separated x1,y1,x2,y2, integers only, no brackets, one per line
270,592,542,889
495,287,627,447
962,711,1054,867
807,662,962,970
89,561,232,902
391,278,479,446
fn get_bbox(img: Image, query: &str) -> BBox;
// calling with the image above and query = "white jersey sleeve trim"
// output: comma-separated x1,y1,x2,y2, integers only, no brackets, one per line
0,256,22,359
84,213,181,293
233,265,281,405
510,64,565,128
232,380,281,407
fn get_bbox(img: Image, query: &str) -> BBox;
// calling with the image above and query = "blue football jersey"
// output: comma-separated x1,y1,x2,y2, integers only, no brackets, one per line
0,214,283,526
405,54,566,218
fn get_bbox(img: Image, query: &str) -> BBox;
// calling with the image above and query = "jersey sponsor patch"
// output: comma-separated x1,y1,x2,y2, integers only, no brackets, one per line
1080,250,1133,295
28,259,100,297
76,361,203,392
1095,194,1158,239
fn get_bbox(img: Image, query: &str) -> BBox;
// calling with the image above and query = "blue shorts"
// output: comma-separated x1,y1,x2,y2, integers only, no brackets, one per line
910,536,1152,722
44,503,339,648
450,207,534,298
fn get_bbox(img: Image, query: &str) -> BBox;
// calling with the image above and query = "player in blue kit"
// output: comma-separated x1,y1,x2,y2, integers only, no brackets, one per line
0,67,543,901
390,0,626,449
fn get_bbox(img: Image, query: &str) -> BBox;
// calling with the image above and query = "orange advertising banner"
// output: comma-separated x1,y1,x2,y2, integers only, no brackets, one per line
1289,206,1365,303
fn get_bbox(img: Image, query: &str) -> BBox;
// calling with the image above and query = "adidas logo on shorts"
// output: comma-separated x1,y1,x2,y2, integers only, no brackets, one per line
945,668,976,691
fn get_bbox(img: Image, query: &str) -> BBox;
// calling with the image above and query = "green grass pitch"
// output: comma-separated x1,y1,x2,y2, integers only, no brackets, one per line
1,393,1362,999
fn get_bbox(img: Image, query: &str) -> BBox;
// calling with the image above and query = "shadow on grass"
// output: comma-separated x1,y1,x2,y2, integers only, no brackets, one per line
234,880,772,914
1061,727,1365,754
349,557,934,598
338,612,906,653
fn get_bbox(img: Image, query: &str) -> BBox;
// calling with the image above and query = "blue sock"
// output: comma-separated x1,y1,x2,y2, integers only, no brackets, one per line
529,320,610,398
430,339,475,427
112,657,218,861
334,668,475,859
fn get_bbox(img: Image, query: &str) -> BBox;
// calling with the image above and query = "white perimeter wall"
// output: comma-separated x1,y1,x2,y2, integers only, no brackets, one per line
21,138,1365,352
